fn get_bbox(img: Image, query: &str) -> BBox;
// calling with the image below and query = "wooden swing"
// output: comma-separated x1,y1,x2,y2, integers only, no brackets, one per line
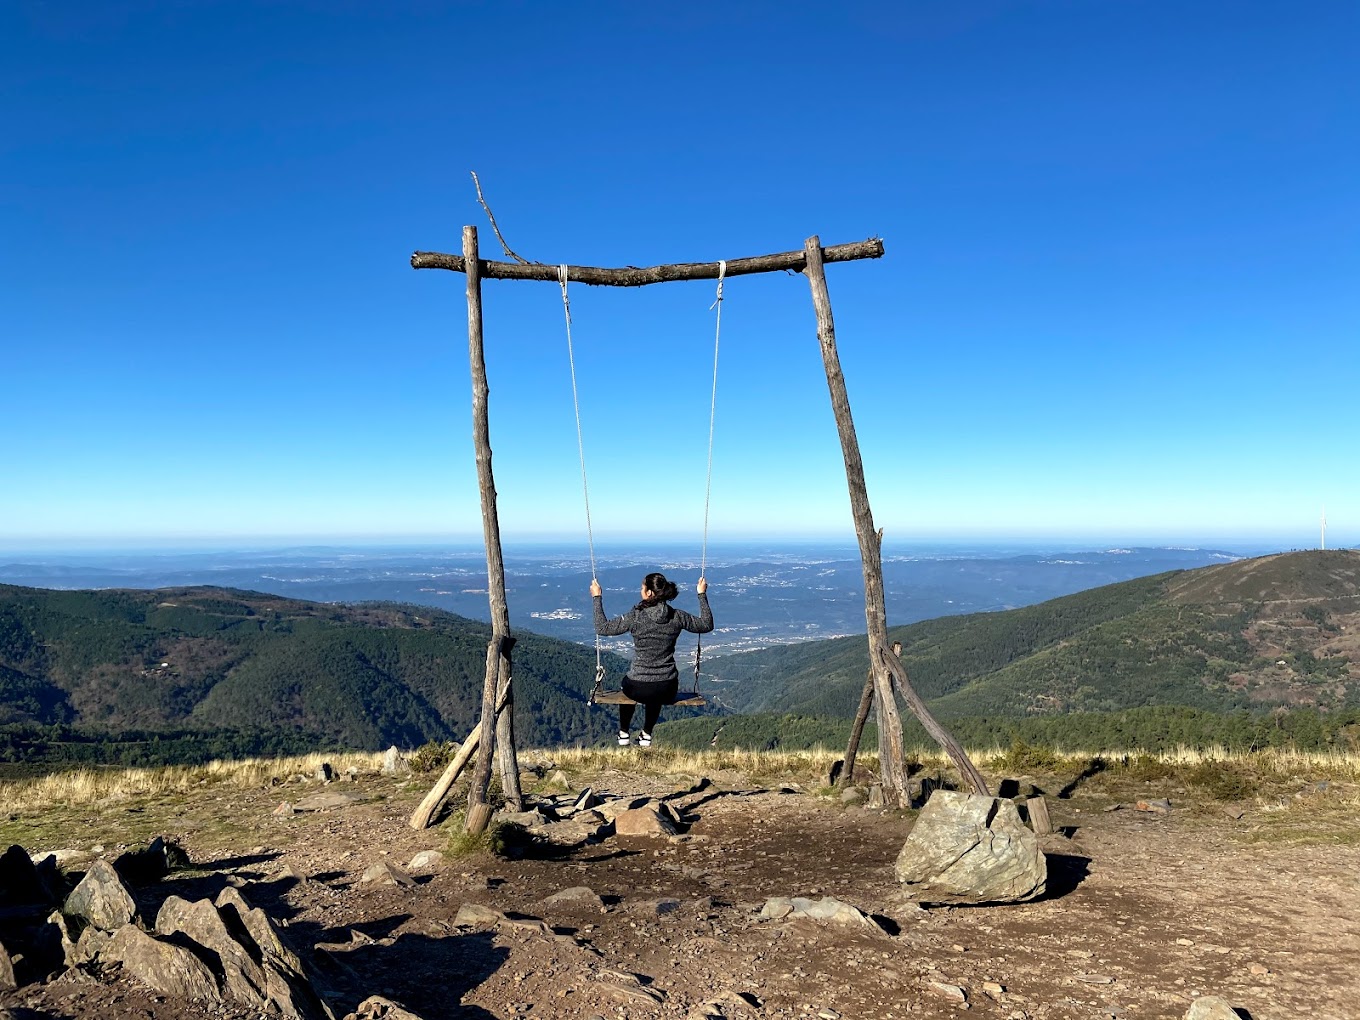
559,263,722,710
407,216,989,835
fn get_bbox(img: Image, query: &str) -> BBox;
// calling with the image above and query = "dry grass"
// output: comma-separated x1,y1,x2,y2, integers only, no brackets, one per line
0,751,384,815
7,743,1359,818
545,745,858,782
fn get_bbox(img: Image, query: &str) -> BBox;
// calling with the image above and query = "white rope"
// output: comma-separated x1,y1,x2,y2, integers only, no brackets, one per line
559,264,604,681
700,260,724,578
692,260,725,689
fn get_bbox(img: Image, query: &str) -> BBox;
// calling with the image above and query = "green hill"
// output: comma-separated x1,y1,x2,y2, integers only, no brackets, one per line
0,584,638,756
705,549,1360,719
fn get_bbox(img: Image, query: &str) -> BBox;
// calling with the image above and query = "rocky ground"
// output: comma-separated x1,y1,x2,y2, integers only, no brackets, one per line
1,751,1357,1020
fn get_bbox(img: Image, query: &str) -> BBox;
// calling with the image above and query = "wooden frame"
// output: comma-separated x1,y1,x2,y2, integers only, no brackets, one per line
410,229,986,832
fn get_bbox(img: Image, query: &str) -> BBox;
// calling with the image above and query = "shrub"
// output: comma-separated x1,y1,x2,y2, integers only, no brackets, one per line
1184,760,1256,800
409,741,456,774
990,739,1061,772
1118,754,1176,781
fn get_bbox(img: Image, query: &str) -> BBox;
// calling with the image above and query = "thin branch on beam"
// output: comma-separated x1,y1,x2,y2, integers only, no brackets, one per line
411,238,885,287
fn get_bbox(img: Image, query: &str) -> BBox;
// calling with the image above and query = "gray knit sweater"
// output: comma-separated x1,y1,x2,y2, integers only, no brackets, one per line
593,593,713,686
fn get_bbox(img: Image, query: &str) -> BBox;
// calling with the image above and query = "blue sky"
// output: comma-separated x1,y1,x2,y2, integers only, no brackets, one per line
4,1,1357,551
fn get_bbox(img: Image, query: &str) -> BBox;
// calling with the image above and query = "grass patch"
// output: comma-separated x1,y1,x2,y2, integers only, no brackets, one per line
442,812,525,859
0,751,384,815
1184,760,1257,801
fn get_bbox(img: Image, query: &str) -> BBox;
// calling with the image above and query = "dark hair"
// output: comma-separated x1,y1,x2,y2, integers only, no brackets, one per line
642,572,679,604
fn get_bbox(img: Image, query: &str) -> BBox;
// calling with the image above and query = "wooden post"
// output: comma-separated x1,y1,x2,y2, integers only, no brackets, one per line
840,670,876,788
802,236,909,809
495,655,522,812
880,643,989,796
408,682,513,830
840,640,899,787
407,725,482,830
461,225,518,835
803,237,990,803
1026,796,1052,835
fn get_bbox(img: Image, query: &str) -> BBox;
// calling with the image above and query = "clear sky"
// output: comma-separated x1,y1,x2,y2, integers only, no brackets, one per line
4,1,1357,552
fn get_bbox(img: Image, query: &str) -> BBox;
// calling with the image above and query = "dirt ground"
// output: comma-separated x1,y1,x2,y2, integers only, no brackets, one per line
3,755,1358,1020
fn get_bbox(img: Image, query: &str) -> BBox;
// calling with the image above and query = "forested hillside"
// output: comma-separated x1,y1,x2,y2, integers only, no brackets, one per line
0,584,638,758
706,550,1360,719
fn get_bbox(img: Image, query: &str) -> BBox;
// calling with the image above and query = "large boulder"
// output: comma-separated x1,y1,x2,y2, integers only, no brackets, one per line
894,790,1046,904
213,887,333,1020
156,895,269,1006
104,924,220,1002
64,859,137,931
0,844,58,907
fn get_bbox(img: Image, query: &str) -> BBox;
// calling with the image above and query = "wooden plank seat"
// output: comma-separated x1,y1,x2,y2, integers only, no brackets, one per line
590,690,706,708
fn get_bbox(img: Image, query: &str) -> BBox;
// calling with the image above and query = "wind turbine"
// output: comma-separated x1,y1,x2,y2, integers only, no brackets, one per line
1321,505,1327,550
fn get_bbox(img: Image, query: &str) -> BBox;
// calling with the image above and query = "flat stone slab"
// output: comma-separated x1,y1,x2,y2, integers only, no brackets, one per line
292,791,371,812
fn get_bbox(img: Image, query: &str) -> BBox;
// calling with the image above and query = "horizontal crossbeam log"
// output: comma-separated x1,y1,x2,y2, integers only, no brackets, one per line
410,237,885,286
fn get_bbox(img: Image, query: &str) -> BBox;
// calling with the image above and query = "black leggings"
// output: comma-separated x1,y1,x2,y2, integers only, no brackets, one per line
618,700,662,734
619,676,675,734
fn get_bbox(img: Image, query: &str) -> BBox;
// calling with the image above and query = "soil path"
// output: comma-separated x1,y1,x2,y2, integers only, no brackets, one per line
4,767,1358,1020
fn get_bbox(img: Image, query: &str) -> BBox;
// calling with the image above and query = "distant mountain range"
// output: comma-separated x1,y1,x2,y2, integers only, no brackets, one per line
0,585,628,751
705,549,1360,719
1,550,1355,762
0,543,1248,655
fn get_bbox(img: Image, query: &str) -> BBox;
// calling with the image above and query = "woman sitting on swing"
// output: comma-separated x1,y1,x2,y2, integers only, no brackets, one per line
590,572,712,747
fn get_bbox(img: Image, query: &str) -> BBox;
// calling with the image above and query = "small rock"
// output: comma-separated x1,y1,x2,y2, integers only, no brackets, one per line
407,850,443,872
866,785,885,810
614,805,678,837
543,769,573,792
1074,974,1115,984
496,806,554,828
1103,803,1123,812
818,1011,841,1020
1136,798,1172,814
381,747,409,775
346,995,425,1020
1184,997,1241,1020
316,763,335,782
361,862,416,888
1222,805,1245,820
1249,963,1269,976
0,941,16,991
840,787,866,807
928,980,967,1003
569,788,602,814
983,981,1005,1001
1176,938,1196,946
454,903,503,926
760,897,794,920
543,886,604,909
113,836,191,885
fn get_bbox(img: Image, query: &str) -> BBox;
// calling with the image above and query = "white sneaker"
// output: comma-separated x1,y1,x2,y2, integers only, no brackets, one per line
639,731,652,748
618,731,631,747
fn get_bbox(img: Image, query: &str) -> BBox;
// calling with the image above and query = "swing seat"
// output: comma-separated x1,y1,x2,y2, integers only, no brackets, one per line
590,689,706,708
